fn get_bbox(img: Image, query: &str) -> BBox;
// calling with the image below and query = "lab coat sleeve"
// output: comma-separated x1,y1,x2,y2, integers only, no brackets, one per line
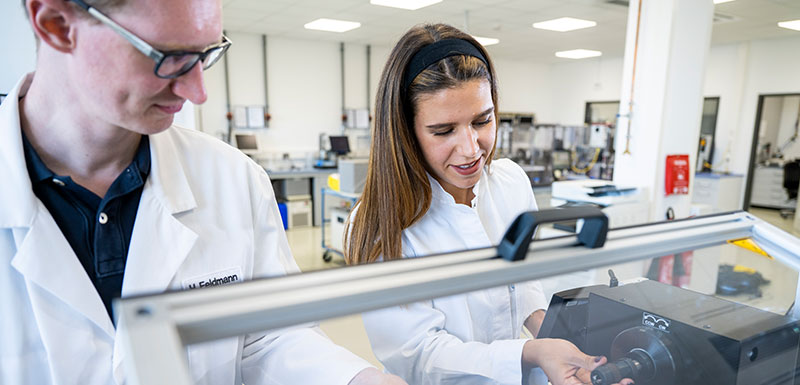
240,166,372,385
363,301,528,385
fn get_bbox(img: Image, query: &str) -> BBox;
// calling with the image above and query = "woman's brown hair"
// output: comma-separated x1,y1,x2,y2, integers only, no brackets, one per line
344,23,499,265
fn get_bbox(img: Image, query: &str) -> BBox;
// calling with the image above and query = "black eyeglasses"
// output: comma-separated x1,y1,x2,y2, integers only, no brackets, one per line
68,0,231,79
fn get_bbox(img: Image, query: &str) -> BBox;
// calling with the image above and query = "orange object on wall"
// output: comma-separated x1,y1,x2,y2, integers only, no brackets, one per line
665,154,690,195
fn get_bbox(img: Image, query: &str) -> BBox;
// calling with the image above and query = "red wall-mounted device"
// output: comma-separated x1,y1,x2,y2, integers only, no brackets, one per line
665,154,690,195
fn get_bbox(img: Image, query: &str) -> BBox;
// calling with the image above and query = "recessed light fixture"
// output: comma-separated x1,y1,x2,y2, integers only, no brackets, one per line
555,49,602,59
778,19,800,32
472,36,499,46
713,0,735,4
304,18,361,33
370,0,442,10
533,17,597,32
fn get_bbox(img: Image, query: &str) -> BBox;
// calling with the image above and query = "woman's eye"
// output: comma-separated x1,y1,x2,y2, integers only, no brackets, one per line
433,129,454,136
474,118,493,127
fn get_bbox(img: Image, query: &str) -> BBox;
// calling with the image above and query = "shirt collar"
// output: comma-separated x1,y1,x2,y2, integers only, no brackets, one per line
130,135,152,181
21,129,55,184
21,129,151,188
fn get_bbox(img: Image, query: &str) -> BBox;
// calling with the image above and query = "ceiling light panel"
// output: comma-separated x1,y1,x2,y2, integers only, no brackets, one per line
555,49,602,59
370,0,442,10
778,20,800,32
713,0,735,4
533,17,597,32
304,18,361,33
472,36,499,46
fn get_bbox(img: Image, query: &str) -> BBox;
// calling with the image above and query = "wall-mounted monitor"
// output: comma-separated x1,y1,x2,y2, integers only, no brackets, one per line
329,136,350,155
234,132,259,155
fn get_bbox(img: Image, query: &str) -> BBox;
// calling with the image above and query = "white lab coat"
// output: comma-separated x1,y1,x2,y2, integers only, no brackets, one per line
361,159,549,385
0,74,372,385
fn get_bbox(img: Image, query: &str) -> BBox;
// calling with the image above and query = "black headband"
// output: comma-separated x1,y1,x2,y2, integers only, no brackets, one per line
403,39,489,93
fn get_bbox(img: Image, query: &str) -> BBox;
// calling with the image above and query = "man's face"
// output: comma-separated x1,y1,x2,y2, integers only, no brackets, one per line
69,0,222,134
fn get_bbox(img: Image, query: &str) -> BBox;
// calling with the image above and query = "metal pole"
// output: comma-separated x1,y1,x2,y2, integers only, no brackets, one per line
340,42,345,115
262,34,269,128
366,44,371,111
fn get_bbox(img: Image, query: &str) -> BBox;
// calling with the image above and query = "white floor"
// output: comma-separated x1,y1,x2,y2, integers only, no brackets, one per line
284,206,800,370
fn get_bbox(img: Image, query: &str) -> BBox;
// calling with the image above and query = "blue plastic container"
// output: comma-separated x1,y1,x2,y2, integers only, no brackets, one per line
277,202,289,230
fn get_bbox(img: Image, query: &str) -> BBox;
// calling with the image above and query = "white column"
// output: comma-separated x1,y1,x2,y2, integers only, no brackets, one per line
613,0,715,221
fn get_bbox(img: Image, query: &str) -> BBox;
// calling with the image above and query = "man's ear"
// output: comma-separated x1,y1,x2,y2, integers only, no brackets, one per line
27,0,79,53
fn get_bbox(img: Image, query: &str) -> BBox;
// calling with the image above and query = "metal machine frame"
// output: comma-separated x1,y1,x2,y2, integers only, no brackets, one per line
116,211,800,385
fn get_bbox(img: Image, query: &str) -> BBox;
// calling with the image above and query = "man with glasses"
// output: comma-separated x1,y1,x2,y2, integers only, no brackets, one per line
0,0,406,384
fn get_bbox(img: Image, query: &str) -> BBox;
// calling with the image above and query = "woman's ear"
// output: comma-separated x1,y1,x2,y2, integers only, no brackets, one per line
27,0,79,53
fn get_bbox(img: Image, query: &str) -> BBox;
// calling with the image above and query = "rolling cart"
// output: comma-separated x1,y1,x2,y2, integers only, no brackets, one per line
320,187,360,262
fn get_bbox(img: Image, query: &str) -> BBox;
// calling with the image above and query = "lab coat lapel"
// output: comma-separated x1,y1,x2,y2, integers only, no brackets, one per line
113,129,198,382
11,204,117,338
120,128,198,296
2,75,115,338
0,74,37,229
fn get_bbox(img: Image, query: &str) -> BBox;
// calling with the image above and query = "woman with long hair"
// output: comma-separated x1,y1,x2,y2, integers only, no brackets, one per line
345,24,630,385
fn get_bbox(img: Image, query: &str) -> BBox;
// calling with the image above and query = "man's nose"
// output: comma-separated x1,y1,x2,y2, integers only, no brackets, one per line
172,62,208,105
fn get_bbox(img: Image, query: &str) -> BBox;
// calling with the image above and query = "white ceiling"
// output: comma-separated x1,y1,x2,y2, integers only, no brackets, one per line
222,0,800,63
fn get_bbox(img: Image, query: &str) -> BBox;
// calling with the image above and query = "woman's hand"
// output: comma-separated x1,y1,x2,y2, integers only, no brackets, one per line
522,338,633,385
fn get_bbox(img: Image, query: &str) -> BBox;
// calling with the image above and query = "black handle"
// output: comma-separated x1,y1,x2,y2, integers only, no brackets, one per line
498,207,608,261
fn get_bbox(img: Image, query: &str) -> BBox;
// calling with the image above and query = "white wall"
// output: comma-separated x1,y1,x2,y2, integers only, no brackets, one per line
543,57,625,125
759,97,784,150
777,96,800,159
493,58,551,119
702,43,747,172
263,37,343,156
0,1,37,93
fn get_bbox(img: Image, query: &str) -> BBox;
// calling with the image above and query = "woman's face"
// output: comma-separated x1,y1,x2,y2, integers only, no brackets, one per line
413,79,496,203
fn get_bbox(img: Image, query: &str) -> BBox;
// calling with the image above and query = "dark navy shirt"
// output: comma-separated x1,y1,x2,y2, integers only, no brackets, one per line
22,131,151,321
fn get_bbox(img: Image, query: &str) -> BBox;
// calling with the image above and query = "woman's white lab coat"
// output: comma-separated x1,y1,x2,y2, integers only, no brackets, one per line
0,74,371,385
361,159,549,385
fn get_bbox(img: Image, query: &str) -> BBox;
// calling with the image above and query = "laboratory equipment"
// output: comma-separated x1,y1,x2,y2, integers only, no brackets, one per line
116,210,800,385
338,158,368,194
542,279,800,385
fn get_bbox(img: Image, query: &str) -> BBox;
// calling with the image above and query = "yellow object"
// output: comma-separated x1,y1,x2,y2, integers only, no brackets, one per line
328,173,340,191
727,238,773,260
732,265,757,274
571,148,602,174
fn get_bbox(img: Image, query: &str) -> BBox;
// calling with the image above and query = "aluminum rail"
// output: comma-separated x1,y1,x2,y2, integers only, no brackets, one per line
116,211,798,385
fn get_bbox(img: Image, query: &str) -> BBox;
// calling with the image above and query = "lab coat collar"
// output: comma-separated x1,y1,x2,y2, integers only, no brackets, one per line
427,167,485,208
111,128,199,383
144,128,197,215
0,73,37,229
120,127,198,296
3,74,117,338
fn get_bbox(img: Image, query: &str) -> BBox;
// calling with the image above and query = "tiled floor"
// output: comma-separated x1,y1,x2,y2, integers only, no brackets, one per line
285,206,800,371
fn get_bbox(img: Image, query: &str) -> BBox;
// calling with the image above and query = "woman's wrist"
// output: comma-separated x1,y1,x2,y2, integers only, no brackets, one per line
521,338,545,368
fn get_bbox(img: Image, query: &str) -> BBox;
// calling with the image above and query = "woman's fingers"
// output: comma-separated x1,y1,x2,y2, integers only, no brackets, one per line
573,353,606,370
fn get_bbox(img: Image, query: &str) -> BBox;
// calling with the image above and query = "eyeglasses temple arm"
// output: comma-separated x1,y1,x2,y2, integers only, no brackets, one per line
68,0,164,62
